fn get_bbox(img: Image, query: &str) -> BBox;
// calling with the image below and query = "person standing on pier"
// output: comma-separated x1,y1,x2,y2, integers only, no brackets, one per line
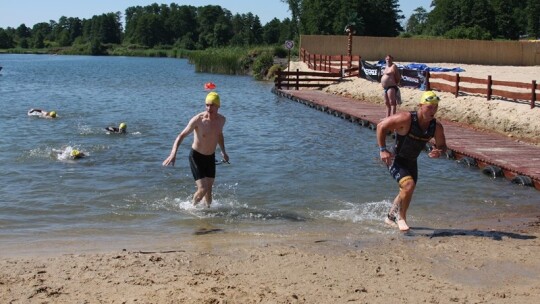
376,91,447,231
163,92,229,208
381,54,401,117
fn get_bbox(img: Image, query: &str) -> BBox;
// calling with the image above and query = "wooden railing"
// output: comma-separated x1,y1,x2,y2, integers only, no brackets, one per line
300,48,360,77
426,72,538,109
275,69,342,90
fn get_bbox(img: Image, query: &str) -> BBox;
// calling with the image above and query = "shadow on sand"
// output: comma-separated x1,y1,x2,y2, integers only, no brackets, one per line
404,227,537,241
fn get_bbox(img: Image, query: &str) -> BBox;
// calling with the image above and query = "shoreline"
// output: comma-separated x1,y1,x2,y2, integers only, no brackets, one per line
2,215,540,303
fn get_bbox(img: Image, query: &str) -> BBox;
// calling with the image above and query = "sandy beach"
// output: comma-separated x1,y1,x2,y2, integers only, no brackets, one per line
2,61,540,303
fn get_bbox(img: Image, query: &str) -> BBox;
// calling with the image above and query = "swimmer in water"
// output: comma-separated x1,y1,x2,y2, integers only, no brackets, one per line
105,122,127,134
70,149,85,159
28,109,57,118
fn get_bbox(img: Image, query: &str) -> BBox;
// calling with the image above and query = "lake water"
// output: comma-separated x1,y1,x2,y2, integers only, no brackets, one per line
1,54,539,255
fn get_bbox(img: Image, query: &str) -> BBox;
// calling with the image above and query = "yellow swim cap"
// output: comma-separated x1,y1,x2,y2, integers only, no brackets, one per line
420,91,440,105
119,122,127,129
205,92,220,107
49,111,57,118
71,149,80,157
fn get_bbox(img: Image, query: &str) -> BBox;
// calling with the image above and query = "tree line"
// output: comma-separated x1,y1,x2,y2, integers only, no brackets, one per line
405,0,539,40
0,0,538,52
0,3,295,52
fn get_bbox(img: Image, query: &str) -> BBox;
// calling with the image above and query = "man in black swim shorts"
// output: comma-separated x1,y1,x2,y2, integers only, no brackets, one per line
376,91,447,231
189,149,216,180
163,92,229,207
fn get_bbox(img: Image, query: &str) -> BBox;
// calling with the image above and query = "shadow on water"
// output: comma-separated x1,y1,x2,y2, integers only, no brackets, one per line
193,228,224,235
198,206,308,222
404,227,537,241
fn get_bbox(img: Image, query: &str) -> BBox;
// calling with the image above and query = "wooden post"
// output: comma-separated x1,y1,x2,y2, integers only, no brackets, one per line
487,75,492,100
532,80,537,109
425,71,431,91
295,69,300,90
455,73,460,97
347,30,353,70
340,55,343,77
358,56,361,77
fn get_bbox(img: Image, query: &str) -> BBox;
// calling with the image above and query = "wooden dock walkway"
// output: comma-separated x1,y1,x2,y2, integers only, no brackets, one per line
272,88,540,191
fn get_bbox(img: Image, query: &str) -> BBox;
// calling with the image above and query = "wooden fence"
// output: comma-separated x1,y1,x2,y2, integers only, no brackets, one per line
300,35,540,66
427,72,538,109
274,69,342,90
300,48,360,77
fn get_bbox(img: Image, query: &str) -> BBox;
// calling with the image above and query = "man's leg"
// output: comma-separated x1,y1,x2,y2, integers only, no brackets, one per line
384,91,392,117
202,177,215,207
388,88,397,115
396,178,415,231
193,179,207,206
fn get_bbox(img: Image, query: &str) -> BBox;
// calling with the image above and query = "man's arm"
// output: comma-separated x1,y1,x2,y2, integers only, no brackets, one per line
428,122,447,158
393,64,401,85
217,117,228,162
162,116,198,166
376,112,409,165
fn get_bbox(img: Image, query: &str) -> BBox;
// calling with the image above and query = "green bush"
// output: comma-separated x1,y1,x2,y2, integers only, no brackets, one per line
273,46,288,58
444,25,492,40
188,48,248,74
252,52,274,80
266,64,283,80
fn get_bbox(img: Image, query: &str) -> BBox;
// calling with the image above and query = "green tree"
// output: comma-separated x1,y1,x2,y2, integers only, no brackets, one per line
296,0,402,36
423,0,531,40
166,4,198,46
527,0,540,38
262,18,283,44
197,5,233,48
281,0,301,37
33,31,45,48
0,28,15,48
406,7,428,35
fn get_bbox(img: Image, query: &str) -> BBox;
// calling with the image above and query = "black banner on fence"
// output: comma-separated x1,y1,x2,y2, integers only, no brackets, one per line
399,68,426,89
359,60,426,89
359,60,380,82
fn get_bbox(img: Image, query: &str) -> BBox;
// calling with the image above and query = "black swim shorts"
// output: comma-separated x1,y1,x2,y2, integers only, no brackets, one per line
389,156,418,186
189,149,216,181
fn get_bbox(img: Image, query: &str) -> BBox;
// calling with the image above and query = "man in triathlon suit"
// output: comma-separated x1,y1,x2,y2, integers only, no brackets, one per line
380,54,401,117
163,92,229,208
376,91,447,231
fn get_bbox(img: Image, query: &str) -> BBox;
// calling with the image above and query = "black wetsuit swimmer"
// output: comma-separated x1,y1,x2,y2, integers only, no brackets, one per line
389,111,436,185
189,149,216,181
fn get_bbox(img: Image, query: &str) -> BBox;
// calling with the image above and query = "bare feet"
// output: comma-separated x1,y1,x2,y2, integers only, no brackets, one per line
397,219,410,231
385,215,397,227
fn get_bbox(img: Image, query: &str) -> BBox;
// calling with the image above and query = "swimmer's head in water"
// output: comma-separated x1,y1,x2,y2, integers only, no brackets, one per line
420,91,440,105
119,122,127,130
205,92,220,107
71,149,81,157
49,111,57,118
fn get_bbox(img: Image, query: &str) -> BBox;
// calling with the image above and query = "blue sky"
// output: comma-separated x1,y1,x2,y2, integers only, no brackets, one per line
0,0,432,29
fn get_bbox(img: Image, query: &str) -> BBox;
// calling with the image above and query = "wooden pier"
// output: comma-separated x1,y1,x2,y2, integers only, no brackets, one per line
272,88,540,191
